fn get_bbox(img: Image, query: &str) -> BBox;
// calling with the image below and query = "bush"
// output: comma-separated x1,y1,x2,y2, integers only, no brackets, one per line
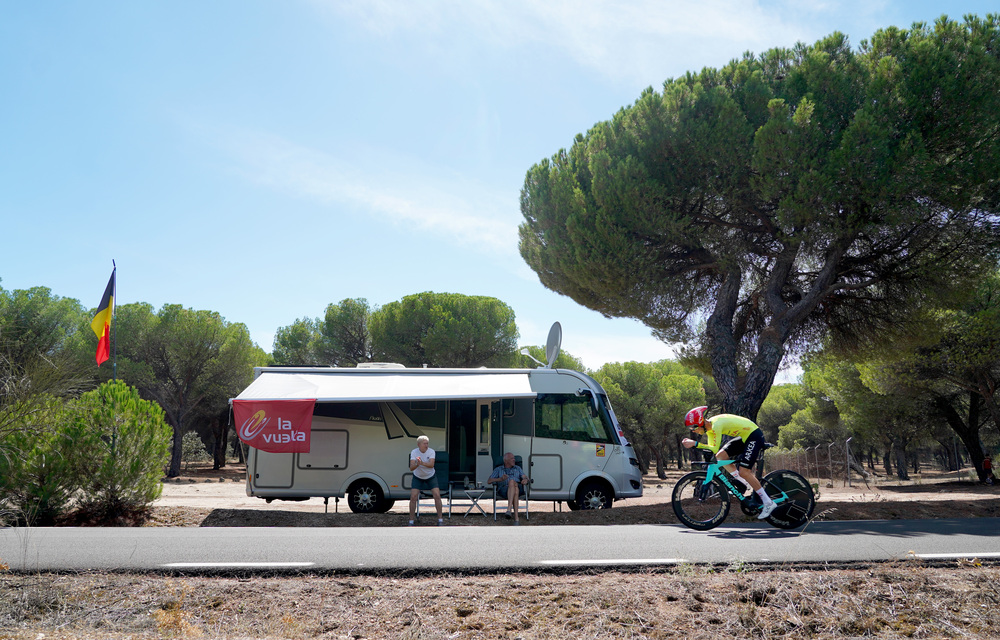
181,430,210,470
0,382,172,526
0,396,80,526
69,381,172,525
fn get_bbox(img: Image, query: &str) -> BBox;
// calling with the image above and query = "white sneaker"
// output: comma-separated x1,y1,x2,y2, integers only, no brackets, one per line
757,501,777,520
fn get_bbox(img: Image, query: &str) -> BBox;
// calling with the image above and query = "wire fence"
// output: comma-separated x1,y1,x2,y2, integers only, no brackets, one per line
763,442,852,488
760,439,969,487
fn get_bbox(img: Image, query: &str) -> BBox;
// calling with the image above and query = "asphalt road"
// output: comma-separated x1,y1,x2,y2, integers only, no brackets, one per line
2,519,998,573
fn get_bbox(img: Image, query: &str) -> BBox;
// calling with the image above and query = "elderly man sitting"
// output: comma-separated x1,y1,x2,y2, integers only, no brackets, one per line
487,452,530,524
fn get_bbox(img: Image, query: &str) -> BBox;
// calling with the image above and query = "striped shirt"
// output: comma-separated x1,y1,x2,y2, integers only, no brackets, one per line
489,464,527,488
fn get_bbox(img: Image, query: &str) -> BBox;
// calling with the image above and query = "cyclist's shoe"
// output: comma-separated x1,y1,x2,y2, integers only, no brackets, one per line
757,501,777,520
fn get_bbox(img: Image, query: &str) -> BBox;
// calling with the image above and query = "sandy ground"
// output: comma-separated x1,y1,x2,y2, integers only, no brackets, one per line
150,462,1000,526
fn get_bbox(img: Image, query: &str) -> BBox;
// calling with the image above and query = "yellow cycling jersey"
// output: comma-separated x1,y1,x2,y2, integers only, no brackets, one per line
695,414,760,454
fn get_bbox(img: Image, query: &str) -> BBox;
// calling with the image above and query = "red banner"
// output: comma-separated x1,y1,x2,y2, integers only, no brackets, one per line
234,399,315,453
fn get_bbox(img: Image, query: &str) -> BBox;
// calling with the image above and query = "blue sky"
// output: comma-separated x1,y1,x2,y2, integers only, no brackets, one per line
2,1,995,373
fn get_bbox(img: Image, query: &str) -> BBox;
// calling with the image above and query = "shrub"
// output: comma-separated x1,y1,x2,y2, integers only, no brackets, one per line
0,396,79,525
181,430,210,470
70,381,172,525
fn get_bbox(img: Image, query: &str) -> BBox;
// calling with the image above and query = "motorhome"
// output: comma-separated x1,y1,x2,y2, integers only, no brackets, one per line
236,363,644,513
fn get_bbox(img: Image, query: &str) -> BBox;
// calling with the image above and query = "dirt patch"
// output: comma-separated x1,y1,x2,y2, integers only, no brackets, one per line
147,463,1000,527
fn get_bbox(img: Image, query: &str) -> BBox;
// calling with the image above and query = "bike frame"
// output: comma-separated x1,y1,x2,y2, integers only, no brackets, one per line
699,460,791,509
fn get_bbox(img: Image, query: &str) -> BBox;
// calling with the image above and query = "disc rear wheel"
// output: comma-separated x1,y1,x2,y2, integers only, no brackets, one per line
762,470,815,529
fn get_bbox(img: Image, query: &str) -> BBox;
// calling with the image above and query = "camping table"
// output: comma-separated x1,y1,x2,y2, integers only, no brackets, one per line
462,486,488,517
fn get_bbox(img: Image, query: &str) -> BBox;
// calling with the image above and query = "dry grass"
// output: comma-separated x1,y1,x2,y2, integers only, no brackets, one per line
1,563,1000,639
3,464,999,639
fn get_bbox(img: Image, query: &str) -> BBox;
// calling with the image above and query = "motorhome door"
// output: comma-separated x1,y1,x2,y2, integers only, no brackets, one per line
476,400,494,486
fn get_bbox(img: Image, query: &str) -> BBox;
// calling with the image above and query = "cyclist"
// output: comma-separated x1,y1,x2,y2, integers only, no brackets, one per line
681,406,777,520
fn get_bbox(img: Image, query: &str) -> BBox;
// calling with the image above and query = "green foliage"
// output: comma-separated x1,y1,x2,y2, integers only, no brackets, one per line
794,351,933,477
317,298,373,366
830,274,1000,478
370,292,519,367
519,17,1000,419
593,360,704,476
272,317,320,365
758,384,807,443
114,303,266,477
181,430,210,469
0,286,92,446
0,382,171,525
70,381,172,524
0,396,79,525
272,298,374,367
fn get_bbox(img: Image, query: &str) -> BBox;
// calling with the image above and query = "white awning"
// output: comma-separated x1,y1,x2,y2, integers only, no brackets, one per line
234,370,537,403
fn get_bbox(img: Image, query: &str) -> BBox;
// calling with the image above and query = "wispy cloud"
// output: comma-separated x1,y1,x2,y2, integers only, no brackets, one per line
217,128,522,256
314,0,888,86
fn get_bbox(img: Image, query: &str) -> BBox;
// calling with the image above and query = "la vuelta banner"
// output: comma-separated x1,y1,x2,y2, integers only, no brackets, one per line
233,399,316,453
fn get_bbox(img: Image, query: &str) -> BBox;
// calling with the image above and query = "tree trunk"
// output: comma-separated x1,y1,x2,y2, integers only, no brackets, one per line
213,408,229,470
882,450,892,477
653,446,667,480
233,437,245,464
935,394,990,481
895,445,909,481
939,444,956,471
168,424,183,478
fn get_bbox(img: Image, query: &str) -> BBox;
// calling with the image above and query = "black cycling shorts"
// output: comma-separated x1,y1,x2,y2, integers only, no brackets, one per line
720,428,765,468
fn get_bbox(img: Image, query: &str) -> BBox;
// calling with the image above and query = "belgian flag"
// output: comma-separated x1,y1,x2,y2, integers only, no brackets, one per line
90,268,115,366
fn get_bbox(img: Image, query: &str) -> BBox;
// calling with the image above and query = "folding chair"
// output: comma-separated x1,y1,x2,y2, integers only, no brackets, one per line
491,455,530,521
414,450,451,518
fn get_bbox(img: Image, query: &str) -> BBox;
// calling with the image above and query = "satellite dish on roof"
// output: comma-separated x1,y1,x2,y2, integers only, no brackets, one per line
544,322,562,368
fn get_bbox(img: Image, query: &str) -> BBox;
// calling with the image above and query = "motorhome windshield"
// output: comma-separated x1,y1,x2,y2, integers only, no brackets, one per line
535,393,618,444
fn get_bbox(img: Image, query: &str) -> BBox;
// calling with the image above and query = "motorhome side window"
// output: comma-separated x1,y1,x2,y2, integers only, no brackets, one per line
535,394,614,443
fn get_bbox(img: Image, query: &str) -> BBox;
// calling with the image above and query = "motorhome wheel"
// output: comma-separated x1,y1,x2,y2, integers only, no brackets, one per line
347,480,385,513
576,479,613,510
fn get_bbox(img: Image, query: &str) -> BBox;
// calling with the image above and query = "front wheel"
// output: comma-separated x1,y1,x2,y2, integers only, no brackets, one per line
762,470,815,529
672,471,731,531
575,479,613,510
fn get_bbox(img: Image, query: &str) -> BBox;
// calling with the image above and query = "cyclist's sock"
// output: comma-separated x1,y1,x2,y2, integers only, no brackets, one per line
755,488,774,505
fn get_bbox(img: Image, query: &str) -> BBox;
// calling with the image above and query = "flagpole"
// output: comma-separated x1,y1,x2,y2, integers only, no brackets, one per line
112,259,117,383
111,259,118,460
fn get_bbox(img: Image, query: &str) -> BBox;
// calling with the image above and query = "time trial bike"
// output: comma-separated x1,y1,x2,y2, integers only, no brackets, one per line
671,453,816,531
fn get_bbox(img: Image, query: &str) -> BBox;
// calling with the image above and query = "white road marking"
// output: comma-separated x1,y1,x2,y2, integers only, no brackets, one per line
538,558,687,566
160,562,316,568
910,552,1000,560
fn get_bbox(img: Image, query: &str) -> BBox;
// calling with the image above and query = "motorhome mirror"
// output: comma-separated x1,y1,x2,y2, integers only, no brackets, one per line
576,388,600,416
544,322,562,368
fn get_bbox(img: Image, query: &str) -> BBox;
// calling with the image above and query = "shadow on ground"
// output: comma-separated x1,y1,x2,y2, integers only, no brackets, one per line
187,498,1000,527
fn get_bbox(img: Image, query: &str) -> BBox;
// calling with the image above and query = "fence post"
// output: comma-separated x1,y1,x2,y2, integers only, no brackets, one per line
845,437,853,487
954,435,960,480
813,444,822,484
827,442,835,488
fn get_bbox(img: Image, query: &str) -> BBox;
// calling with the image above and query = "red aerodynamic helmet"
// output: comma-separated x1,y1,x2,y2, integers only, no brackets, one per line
684,406,708,429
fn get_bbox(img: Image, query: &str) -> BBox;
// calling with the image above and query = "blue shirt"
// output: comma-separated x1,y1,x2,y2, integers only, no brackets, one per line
489,464,527,485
